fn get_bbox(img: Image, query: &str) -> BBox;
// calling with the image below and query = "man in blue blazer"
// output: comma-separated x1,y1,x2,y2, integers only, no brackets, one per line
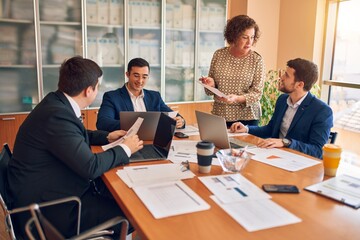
7,56,143,238
230,58,333,159
97,58,186,132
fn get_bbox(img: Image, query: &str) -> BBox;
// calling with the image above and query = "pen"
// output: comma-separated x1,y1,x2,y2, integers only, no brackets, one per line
133,167,148,170
174,155,188,158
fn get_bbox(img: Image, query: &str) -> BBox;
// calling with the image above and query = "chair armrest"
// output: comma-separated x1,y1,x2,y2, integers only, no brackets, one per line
74,216,129,240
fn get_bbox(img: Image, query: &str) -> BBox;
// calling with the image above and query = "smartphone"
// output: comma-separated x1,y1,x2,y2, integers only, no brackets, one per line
174,132,189,138
262,184,300,193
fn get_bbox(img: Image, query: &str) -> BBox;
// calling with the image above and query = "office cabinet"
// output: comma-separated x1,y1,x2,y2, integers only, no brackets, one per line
0,0,226,114
0,114,28,150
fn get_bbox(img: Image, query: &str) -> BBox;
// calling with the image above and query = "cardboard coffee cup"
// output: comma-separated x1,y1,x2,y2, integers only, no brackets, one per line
196,141,215,173
323,144,342,177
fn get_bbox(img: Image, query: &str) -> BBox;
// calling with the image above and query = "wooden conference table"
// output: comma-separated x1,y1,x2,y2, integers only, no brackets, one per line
97,134,360,240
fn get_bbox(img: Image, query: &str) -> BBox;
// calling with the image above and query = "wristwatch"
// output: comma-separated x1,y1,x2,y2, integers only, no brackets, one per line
282,138,292,147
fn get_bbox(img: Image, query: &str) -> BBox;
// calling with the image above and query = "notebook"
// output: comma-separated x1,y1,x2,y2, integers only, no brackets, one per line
195,110,254,149
130,113,176,162
120,112,161,141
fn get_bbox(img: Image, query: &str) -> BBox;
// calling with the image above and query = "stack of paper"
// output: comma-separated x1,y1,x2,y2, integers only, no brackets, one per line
247,148,320,172
199,174,301,231
117,163,209,219
116,163,195,188
305,174,360,209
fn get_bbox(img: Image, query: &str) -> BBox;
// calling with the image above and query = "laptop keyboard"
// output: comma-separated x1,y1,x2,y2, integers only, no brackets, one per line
229,138,255,148
132,145,162,160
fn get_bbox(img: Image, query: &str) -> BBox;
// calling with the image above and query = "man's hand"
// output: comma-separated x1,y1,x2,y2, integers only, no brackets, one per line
257,138,283,148
175,116,185,129
123,135,143,154
107,130,127,143
199,76,215,87
229,122,247,133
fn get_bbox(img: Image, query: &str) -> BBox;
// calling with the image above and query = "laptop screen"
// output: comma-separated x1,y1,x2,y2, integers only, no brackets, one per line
153,113,177,155
119,112,161,140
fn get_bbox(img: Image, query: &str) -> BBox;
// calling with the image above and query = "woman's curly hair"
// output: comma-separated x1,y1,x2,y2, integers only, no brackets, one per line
224,15,260,45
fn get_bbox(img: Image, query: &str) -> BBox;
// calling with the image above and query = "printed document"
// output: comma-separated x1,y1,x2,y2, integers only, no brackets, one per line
211,196,301,232
102,117,143,151
133,181,210,219
175,125,199,136
305,174,360,209
247,148,320,171
197,81,227,98
117,163,195,188
199,174,270,204
168,140,220,165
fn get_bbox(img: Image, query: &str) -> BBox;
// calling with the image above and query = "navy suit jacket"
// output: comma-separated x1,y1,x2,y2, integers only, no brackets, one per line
97,84,183,131
249,93,333,159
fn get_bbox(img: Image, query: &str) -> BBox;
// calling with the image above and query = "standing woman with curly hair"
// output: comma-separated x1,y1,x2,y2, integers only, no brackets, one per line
200,15,265,127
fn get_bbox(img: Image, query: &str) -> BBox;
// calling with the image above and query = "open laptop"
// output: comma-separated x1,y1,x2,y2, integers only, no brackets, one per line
195,110,255,149
120,112,161,141
130,113,176,162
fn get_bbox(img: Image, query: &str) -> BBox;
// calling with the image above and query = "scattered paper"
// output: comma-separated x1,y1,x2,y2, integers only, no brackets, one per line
133,181,210,219
175,125,199,136
197,81,227,98
199,174,270,204
167,111,178,118
117,163,195,188
102,117,144,151
168,140,220,166
211,196,301,232
305,174,360,209
247,148,320,172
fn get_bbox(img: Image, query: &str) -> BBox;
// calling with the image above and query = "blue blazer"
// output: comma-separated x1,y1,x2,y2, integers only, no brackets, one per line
97,85,178,131
249,93,333,159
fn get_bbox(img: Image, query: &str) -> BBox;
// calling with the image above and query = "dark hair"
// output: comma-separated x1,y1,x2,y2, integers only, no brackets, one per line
58,56,102,96
287,58,318,91
224,15,260,45
127,58,150,73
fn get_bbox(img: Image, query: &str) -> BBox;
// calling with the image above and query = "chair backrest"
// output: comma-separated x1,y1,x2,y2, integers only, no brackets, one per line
0,143,12,202
0,143,17,239
26,203,129,240
329,131,338,144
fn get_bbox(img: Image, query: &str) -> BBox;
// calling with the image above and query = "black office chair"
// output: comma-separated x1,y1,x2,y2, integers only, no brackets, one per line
25,203,129,240
1,143,128,240
328,131,338,144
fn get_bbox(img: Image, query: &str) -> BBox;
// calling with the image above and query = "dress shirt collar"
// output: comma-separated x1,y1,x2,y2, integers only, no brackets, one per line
63,92,81,118
286,92,308,108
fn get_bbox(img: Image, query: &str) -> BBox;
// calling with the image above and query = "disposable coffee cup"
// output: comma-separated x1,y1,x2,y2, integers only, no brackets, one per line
323,144,342,177
196,141,215,173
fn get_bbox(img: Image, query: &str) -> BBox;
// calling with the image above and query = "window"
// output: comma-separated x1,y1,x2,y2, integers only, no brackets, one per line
322,0,360,177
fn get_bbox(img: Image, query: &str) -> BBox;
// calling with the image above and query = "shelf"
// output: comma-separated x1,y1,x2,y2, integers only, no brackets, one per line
40,21,81,26
0,18,33,24
87,23,124,28
0,65,36,68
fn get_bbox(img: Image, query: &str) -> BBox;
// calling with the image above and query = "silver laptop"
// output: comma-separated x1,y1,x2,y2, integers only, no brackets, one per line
195,110,254,149
130,113,176,162
120,112,161,141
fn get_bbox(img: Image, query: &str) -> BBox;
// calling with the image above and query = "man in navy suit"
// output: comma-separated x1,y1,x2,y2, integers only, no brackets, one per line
96,57,186,132
230,58,333,159
7,56,143,238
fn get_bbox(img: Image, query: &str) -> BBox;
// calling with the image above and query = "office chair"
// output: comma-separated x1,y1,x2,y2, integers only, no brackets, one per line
25,203,129,240
329,131,338,144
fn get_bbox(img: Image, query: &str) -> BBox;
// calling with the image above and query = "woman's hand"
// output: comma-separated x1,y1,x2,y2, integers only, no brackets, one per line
199,76,215,87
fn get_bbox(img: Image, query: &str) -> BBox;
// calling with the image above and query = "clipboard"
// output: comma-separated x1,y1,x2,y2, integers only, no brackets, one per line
305,174,360,209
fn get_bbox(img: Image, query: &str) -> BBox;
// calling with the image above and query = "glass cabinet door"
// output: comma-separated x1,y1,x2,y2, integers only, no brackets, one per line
196,0,226,101
85,0,125,107
39,0,83,97
165,0,195,102
127,0,161,92
0,0,38,113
